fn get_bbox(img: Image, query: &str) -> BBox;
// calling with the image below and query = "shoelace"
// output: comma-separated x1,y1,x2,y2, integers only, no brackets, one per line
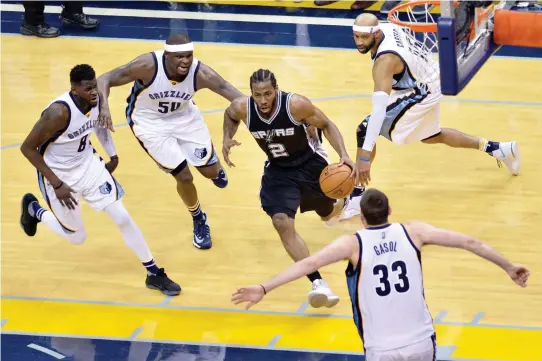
195,219,210,239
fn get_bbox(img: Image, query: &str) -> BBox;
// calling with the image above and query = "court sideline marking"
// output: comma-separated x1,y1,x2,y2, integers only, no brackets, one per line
3,295,541,331
2,94,541,151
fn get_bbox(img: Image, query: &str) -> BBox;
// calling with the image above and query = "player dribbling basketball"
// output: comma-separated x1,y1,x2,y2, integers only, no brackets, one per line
222,69,360,308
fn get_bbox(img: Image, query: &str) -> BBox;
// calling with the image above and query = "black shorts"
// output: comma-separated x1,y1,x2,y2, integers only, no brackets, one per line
259,153,335,219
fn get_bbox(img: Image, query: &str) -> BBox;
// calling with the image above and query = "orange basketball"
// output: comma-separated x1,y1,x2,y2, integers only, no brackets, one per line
319,163,355,199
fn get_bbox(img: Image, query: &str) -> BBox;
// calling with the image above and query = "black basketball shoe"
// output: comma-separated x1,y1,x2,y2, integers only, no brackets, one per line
20,193,40,237
145,268,181,296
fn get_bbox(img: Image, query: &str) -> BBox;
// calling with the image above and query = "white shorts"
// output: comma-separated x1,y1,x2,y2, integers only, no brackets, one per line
38,153,124,233
365,335,436,361
130,111,218,173
390,101,441,145
372,89,442,146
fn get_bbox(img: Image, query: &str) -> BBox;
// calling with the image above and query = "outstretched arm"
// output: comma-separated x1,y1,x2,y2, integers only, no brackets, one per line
222,96,248,167
356,53,401,186
290,95,348,158
196,63,244,102
97,53,156,128
289,94,355,174
232,235,358,309
406,221,530,287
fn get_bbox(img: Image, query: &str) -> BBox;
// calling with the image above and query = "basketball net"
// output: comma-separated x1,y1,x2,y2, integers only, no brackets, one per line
388,3,441,94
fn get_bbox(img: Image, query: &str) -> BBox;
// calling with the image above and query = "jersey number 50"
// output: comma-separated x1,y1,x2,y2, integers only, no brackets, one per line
268,143,289,158
373,261,410,297
158,101,182,114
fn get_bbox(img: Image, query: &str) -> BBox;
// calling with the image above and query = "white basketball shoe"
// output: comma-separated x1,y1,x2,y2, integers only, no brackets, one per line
492,141,520,175
308,279,340,308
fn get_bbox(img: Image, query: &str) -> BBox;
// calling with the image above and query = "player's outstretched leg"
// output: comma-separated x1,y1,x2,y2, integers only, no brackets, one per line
104,200,181,296
422,128,520,175
272,213,340,308
173,163,212,250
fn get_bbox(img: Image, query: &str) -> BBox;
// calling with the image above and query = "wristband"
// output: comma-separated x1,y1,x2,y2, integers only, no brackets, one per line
53,181,64,190
260,284,267,295
359,157,371,162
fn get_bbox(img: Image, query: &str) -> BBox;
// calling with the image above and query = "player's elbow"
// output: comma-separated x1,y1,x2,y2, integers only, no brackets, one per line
20,142,32,159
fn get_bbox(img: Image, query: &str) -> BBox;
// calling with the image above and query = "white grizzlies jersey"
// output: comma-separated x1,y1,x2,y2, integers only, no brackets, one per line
346,223,434,351
374,23,440,94
126,50,200,130
372,23,443,141
39,92,99,184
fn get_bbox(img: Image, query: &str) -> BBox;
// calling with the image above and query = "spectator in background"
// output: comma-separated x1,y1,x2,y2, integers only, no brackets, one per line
20,1,99,38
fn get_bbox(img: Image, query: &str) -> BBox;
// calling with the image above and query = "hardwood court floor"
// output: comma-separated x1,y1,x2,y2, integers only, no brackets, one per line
2,35,541,360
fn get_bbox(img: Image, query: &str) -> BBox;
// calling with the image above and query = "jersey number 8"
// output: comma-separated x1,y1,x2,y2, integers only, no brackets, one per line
268,143,289,158
373,260,410,297
78,135,88,153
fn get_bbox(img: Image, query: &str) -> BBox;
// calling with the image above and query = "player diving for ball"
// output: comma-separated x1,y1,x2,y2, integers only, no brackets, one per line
97,34,244,250
222,68,360,308
342,14,520,216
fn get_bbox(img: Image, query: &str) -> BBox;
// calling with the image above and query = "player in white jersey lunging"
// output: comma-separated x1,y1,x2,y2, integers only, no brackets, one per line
232,188,530,360
342,14,521,216
98,34,243,250
20,64,181,296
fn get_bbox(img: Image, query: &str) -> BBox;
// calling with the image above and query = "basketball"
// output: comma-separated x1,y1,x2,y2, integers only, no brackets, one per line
319,163,355,199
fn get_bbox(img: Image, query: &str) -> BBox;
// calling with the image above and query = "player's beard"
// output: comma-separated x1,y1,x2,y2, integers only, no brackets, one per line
259,97,276,116
357,36,376,54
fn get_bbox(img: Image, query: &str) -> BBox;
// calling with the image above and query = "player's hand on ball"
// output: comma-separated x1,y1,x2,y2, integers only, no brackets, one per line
54,182,78,210
231,285,265,310
338,156,357,180
106,155,119,174
222,139,241,168
506,264,530,287
98,105,114,132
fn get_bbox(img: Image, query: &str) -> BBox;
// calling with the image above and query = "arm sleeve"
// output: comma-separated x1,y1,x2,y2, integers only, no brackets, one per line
361,91,390,152
94,127,117,157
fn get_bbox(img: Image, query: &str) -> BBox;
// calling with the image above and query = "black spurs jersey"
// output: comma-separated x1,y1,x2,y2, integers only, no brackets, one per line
247,91,315,167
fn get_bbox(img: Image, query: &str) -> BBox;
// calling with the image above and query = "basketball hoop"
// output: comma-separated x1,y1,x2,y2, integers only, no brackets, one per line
387,0,458,33
386,0,450,93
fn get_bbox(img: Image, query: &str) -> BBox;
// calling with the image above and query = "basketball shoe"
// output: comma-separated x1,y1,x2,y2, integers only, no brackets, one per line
490,141,520,175
308,279,340,308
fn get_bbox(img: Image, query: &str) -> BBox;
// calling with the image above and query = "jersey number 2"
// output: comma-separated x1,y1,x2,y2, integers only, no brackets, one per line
373,261,410,297
268,143,289,158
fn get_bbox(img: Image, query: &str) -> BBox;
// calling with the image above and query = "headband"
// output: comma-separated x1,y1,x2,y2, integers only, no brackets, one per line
164,42,194,53
352,25,380,34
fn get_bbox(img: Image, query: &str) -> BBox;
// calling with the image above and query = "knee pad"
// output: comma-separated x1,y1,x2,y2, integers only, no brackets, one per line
357,117,369,148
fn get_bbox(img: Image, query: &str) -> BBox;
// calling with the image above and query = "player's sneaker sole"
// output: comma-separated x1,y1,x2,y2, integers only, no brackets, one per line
308,291,340,308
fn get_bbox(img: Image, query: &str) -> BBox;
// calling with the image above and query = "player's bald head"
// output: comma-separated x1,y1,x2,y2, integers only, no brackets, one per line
166,33,192,45
354,13,379,27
